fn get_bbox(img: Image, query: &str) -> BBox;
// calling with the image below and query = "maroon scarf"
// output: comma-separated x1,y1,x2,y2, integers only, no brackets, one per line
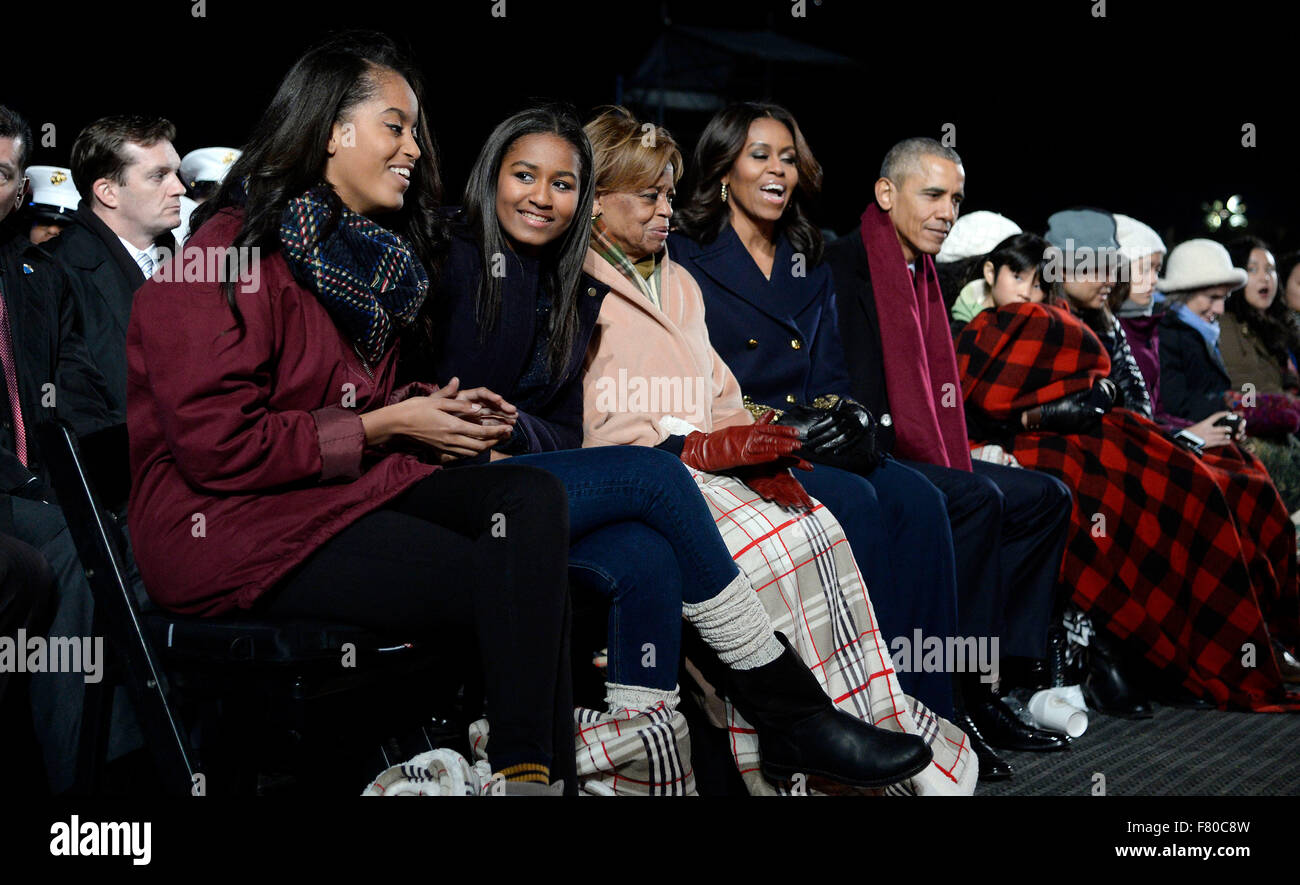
860,203,972,470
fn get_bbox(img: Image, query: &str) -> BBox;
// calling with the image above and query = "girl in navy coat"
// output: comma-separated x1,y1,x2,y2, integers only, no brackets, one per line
671,103,964,721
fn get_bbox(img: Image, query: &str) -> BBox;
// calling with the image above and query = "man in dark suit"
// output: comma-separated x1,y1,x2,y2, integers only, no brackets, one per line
50,115,183,423
0,105,136,794
825,137,1073,778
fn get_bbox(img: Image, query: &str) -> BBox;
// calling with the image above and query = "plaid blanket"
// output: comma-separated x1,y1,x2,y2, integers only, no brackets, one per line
687,468,978,794
573,702,696,796
956,302,1300,711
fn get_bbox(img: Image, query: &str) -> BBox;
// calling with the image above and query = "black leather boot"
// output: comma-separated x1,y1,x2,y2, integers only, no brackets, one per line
1083,631,1154,718
725,633,933,789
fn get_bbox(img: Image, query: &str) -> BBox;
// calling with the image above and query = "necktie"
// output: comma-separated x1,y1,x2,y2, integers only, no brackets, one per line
137,250,155,279
0,286,27,466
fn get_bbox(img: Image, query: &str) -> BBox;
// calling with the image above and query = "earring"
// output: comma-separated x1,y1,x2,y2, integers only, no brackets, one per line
720,182,728,204
591,211,600,221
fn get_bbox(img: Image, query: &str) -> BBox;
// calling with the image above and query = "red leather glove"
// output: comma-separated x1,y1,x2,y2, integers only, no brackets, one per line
679,411,802,472
734,459,816,510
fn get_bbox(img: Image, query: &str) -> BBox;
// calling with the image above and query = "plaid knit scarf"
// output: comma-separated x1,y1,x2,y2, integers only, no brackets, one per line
279,186,429,364
589,216,662,310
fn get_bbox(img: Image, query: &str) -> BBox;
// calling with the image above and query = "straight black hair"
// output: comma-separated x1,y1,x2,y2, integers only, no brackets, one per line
190,30,448,335
462,103,594,375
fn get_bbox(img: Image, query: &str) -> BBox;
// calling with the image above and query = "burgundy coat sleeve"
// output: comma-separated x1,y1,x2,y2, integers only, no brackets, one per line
131,272,365,493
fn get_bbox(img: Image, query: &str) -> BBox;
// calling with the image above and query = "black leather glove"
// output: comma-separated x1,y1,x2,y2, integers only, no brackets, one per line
1022,379,1117,434
776,397,886,474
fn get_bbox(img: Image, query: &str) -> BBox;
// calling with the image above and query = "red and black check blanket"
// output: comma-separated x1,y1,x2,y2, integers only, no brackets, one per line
957,302,1300,711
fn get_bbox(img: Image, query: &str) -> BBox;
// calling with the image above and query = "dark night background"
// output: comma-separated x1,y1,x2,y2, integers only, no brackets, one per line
3,0,1296,250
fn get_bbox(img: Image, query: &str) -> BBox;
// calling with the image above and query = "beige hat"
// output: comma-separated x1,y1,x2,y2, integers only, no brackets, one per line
1158,239,1247,293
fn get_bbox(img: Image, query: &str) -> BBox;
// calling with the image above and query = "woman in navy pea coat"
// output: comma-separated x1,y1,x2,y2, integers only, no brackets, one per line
671,116,963,718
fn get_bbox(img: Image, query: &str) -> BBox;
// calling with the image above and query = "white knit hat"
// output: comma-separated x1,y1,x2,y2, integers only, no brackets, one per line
937,210,1021,262
1114,214,1166,263
1158,239,1248,293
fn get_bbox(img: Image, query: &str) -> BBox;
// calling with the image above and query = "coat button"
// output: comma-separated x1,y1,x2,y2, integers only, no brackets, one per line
881,413,893,427
786,394,797,403
747,338,758,349
790,339,802,350
586,287,598,297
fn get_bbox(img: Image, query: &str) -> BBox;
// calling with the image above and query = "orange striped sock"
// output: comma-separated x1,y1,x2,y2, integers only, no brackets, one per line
494,762,550,784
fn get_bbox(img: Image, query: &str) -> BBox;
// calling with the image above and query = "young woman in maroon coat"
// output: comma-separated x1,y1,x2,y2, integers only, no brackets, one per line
127,33,583,792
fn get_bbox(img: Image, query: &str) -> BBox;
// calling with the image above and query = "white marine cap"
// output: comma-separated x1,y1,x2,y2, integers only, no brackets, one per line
179,147,240,188
25,165,80,219
937,210,1022,263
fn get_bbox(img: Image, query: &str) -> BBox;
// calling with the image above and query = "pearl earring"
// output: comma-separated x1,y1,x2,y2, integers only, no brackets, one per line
720,182,728,204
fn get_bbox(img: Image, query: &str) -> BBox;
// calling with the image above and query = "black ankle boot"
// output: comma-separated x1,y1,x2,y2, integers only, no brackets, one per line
725,633,933,789
1083,632,1154,719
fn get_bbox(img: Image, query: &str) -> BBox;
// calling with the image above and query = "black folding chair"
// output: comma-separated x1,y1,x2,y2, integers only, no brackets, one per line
37,420,467,796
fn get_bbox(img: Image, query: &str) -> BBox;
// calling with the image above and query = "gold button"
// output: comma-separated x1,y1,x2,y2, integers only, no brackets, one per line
586,287,598,297
786,394,797,403
747,338,758,349
790,339,802,350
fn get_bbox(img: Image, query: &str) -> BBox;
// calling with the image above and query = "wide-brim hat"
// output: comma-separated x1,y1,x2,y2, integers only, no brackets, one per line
1158,239,1248,293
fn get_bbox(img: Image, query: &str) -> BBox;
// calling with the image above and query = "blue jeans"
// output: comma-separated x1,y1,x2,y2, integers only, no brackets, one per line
507,447,741,691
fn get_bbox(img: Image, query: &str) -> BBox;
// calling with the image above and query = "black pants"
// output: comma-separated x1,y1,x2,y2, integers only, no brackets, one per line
903,459,1072,660
264,464,572,785
0,530,54,707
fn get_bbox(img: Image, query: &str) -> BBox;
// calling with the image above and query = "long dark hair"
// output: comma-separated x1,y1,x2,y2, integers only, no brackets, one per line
674,101,824,264
190,31,448,334
460,104,594,375
1224,236,1300,379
